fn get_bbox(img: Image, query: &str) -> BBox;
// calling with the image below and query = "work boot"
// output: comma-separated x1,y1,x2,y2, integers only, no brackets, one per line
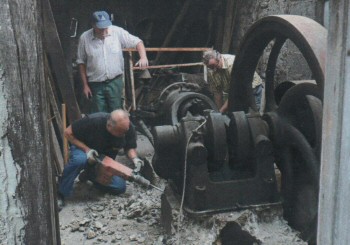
78,170,89,182
57,192,65,212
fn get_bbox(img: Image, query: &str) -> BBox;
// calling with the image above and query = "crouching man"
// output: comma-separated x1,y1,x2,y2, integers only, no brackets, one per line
58,109,144,206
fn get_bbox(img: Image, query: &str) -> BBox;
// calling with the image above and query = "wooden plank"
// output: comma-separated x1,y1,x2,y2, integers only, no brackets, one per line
50,122,64,175
62,104,69,163
47,77,63,136
44,56,64,137
222,0,238,53
44,55,60,111
317,1,350,244
154,0,195,65
129,52,137,110
42,0,81,123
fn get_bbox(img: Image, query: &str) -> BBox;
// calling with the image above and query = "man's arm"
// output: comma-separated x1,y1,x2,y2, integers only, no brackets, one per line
79,64,92,98
64,125,91,153
135,41,148,68
126,148,144,172
220,100,228,113
213,92,223,109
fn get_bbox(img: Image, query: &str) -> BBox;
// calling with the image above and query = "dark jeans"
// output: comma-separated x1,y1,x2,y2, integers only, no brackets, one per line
253,84,263,111
58,145,126,197
89,75,124,113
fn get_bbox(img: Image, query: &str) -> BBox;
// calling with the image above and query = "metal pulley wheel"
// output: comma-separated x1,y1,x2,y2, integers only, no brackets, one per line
228,15,327,243
156,82,217,125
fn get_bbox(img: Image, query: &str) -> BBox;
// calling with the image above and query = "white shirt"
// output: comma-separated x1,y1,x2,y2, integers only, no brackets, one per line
77,25,141,82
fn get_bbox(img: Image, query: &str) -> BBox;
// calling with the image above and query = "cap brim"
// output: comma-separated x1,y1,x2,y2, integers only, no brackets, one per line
95,20,112,29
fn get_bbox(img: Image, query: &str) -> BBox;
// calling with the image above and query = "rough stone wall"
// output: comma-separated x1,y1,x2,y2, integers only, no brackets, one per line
231,0,325,83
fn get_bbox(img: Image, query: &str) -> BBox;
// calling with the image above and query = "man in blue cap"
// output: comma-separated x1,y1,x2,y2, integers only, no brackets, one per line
77,11,149,113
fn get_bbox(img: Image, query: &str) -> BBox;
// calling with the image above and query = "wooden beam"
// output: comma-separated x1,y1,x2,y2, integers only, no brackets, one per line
44,55,61,112
47,78,63,136
129,52,137,111
42,0,81,123
0,0,60,242
50,122,64,175
222,0,238,53
62,104,69,163
45,56,63,137
317,1,350,244
154,0,194,64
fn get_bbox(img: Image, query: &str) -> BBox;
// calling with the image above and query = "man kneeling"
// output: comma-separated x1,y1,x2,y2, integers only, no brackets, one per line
58,109,144,206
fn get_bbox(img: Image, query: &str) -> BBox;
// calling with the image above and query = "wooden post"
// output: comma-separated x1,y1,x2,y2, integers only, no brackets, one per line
129,51,137,111
154,0,194,65
42,0,81,123
0,0,59,243
221,0,238,53
317,1,350,244
62,104,69,163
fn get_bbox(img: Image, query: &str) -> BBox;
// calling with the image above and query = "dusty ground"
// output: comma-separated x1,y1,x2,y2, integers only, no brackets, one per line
59,133,307,245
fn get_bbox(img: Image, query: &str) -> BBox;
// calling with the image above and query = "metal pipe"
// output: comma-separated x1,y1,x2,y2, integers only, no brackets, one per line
132,62,203,70
123,47,212,52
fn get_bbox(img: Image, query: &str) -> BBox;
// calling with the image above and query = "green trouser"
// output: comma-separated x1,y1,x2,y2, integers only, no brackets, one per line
89,75,124,113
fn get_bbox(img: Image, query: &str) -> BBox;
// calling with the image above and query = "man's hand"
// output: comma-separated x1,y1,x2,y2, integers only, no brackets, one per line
83,85,92,99
135,57,149,68
132,157,144,173
86,149,99,165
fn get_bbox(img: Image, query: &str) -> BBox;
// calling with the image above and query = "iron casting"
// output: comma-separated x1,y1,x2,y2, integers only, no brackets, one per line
152,15,326,244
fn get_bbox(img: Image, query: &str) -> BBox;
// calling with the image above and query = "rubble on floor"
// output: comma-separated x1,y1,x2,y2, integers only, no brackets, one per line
59,134,306,245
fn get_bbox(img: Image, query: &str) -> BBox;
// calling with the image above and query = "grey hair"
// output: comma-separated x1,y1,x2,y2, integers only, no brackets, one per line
202,50,221,65
108,109,130,127
107,115,117,127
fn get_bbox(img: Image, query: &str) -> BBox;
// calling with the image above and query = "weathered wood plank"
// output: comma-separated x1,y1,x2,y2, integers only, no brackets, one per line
42,0,81,123
317,0,350,244
45,55,64,137
62,103,69,163
50,122,64,175
0,0,59,243
44,55,60,108
48,79,64,136
154,0,194,65
221,0,238,53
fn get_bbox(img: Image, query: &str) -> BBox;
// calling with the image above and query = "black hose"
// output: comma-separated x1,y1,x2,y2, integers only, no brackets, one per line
137,119,154,146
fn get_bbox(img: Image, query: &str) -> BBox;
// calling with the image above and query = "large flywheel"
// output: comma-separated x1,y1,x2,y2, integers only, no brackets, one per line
228,15,326,242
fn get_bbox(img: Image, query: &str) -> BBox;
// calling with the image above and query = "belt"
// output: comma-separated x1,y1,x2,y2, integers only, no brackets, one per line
91,74,122,83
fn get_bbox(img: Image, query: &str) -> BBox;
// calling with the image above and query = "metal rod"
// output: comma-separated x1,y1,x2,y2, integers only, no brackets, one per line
132,62,203,70
149,184,163,192
123,47,212,52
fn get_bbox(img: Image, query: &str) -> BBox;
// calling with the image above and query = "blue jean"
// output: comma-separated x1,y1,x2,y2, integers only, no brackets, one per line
58,145,126,197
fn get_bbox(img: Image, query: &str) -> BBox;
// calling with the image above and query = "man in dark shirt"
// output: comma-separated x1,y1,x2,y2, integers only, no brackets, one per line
58,109,144,200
